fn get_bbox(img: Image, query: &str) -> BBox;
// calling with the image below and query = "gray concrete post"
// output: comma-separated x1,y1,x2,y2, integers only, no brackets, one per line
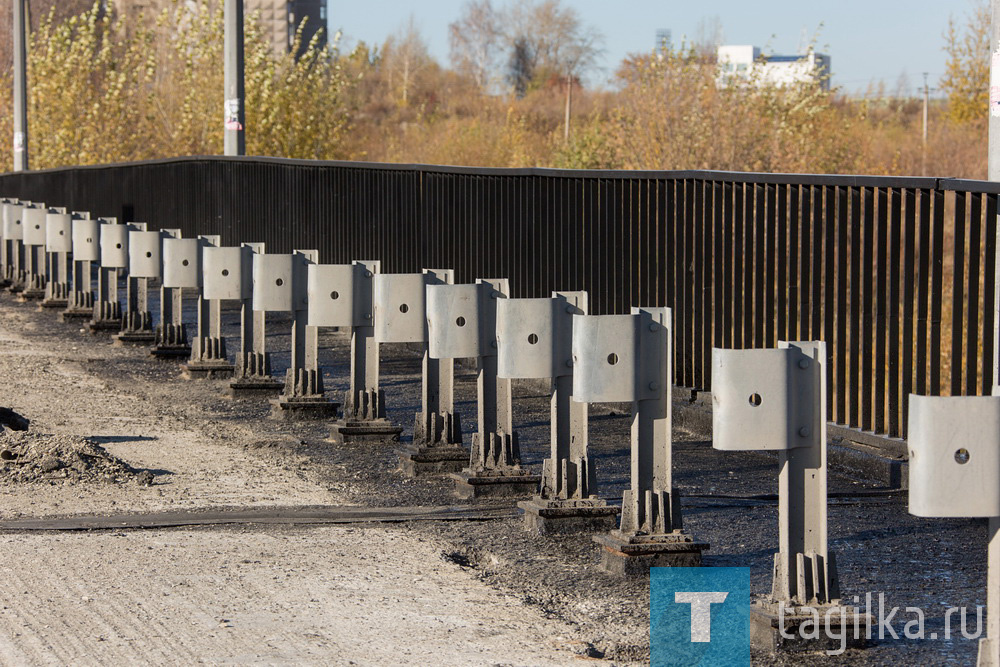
19,203,46,300
908,387,1000,665
504,292,619,534
63,212,97,320
574,307,707,574
151,230,193,359
325,260,399,440
117,225,156,345
184,236,237,379
713,341,871,650
388,269,467,475
2,200,26,291
40,207,71,310
90,218,124,332
0,199,10,288
427,279,539,498
231,248,296,398
273,249,338,419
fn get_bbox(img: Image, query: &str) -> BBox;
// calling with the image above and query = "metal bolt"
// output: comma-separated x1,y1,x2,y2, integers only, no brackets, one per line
798,426,811,437
566,359,573,368
649,381,659,391
798,358,811,369
491,341,497,348
649,323,657,332
365,313,372,319
365,271,372,278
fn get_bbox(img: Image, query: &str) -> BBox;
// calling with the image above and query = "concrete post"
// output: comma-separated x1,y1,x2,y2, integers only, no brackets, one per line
384,269,469,476
2,200,26,291
0,199,11,288
574,307,707,574
713,341,870,650
40,208,72,310
272,249,338,419
223,0,246,156
151,230,194,359
12,0,28,172
19,203,46,300
116,225,156,345
231,249,298,398
90,218,125,333
427,279,540,499
184,236,240,379
908,387,1000,666
63,213,98,320
504,292,619,534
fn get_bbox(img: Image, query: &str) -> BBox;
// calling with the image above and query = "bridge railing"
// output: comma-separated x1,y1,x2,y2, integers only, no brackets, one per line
2,156,996,440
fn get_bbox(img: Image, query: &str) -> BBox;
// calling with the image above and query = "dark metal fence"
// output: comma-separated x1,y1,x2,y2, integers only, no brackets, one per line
2,156,998,440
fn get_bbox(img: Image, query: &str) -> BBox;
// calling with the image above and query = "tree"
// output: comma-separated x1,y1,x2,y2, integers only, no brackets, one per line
448,0,500,91
448,0,603,96
501,0,602,86
382,16,433,105
506,36,532,98
941,0,989,125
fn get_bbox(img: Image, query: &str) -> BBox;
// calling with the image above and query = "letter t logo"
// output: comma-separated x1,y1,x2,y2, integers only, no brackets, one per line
674,592,729,642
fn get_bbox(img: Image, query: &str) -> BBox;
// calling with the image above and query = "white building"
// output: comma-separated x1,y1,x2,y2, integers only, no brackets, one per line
717,45,831,91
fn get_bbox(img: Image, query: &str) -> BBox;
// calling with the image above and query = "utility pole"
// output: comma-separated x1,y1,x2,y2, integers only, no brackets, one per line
12,0,29,171
921,72,934,177
991,0,1000,393
563,70,572,143
223,0,246,156
921,72,929,145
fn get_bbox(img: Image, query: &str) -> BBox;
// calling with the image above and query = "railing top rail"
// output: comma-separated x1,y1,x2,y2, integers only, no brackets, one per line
0,155,959,190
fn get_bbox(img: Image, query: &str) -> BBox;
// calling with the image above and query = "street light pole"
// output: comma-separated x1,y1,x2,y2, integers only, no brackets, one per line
12,0,29,171
223,0,246,156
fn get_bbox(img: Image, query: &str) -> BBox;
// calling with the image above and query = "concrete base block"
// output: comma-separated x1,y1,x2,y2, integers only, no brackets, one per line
747,602,871,653
594,530,709,575
518,497,620,535
62,308,94,321
397,444,470,476
89,319,122,333
114,331,156,346
182,362,235,380
150,345,192,360
39,298,68,310
270,397,340,421
230,378,284,398
330,419,404,444
18,289,45,302
450,470,541,499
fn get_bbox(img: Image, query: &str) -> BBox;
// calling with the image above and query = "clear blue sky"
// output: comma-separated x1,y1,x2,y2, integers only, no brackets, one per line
327,0,971,95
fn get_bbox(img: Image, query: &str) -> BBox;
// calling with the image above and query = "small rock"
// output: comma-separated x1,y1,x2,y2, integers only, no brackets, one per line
38,456,61,473
136,470,155,486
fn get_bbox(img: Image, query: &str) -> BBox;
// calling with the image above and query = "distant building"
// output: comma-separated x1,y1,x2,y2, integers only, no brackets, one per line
655,29,671,52
246,0,328,59
716,45,831,91
114,0,328,60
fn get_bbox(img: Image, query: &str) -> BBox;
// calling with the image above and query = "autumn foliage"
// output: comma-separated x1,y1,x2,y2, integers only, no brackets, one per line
0,0,989,179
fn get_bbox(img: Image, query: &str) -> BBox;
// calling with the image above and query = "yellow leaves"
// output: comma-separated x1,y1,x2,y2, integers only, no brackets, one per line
17,0,352,167
941,1,989,126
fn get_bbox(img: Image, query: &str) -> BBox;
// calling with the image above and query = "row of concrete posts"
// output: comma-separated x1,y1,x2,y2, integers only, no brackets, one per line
0,198,995,659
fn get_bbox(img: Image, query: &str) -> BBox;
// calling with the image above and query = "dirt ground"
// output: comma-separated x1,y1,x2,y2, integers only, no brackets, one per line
0,288,989,666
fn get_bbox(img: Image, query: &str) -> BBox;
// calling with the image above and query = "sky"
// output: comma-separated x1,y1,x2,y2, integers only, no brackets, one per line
327,0,973,96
